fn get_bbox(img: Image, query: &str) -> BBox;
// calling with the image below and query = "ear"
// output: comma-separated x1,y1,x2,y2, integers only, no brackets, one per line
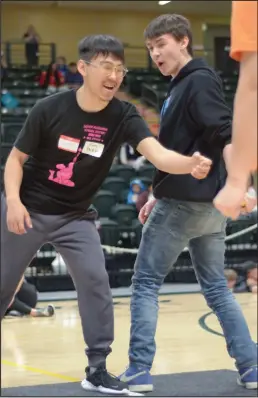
77,60,87,77
181,36,189,51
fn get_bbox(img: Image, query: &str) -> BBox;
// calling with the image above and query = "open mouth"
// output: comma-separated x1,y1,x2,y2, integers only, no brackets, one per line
157,61,164,68
103,85,115,91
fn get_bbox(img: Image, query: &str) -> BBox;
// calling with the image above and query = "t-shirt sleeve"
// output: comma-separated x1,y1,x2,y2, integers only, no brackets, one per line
122,105,153,150
230,1,257,62
14,100,45,155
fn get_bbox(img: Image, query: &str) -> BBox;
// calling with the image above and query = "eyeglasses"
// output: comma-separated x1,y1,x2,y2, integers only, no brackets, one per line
83,60,128,78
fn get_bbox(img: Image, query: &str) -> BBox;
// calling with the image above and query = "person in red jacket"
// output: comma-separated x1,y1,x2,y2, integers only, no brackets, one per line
39,62,66,94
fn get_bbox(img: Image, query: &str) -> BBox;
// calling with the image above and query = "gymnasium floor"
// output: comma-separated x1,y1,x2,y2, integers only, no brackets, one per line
1,291,257,396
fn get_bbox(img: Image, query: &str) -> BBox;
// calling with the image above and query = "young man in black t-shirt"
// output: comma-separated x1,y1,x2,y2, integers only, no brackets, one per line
1,34,211,394
119,15,257,393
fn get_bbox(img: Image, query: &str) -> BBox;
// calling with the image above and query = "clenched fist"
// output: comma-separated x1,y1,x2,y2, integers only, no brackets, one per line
191,152,212,180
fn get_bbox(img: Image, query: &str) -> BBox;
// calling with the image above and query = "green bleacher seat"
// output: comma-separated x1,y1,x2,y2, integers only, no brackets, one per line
111,204,137,226
110,164,136,183
137,164,155,180
92,190,116,218
102,177,128,201
137,176,152,188
1,143,12,165
98,218,120,247
2,123,22,143
5,88,45,98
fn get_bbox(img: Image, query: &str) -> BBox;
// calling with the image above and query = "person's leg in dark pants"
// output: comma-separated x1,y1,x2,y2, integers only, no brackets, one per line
17,281,38,308
52,217,114,368
1,197,46,320
6,281,55,317
51,215,127,393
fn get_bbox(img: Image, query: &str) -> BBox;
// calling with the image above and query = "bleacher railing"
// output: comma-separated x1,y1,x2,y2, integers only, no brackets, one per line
2,41,56,67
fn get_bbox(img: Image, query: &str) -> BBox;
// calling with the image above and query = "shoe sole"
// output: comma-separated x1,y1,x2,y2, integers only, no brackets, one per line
81,379,143,396
129,384,154,393
237,378,258,389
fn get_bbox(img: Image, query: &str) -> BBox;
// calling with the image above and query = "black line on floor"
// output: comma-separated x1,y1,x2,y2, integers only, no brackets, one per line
198,311,224,337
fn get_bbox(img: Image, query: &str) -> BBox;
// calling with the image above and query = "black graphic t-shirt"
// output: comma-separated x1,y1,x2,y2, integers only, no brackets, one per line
14,90,152,214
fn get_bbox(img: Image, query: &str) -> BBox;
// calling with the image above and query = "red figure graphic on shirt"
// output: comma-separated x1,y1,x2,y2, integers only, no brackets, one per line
48,146,83,187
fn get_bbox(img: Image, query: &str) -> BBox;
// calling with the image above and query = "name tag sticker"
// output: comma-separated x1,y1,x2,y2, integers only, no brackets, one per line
58,135,80,153
82,142,104,158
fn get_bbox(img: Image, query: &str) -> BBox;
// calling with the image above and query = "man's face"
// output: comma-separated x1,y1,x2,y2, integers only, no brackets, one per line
146,34,188,76
77,54,126,102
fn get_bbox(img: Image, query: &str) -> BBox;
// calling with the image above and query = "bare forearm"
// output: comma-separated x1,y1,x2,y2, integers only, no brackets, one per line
4,157,24,202
228,55,257,184
223,143,253,190
223,143,232,172
157,149,194,174
137,137,195,174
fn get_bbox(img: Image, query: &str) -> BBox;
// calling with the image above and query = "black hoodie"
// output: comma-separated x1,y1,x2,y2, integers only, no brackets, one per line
153,58,232,203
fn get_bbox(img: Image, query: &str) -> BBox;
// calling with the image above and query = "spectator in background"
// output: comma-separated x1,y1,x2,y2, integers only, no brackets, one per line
224,269,238,290
225,263,258,294
127,179,146,206
56,56,69,78
39,62,66,95
5,275,55,317
65,62,83,89
23,25,40,67
119,144,146,170
136,184,154,212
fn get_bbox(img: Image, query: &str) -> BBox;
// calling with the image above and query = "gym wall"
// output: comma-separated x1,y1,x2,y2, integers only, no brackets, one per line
2,3,230,66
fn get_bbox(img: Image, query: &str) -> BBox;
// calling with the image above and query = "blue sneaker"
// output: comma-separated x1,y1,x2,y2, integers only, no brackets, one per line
238,366,258,389
119,364,153,392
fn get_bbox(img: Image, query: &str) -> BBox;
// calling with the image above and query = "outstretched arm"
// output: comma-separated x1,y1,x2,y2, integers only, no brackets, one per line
136,137,211,177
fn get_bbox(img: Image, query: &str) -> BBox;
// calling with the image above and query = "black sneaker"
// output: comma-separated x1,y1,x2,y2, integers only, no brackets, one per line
81,365,142,396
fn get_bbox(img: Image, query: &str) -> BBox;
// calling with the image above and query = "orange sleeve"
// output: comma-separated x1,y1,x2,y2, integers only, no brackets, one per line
230,1,257,61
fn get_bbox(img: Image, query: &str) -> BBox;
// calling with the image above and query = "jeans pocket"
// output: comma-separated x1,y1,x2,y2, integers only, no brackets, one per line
177,201,214,216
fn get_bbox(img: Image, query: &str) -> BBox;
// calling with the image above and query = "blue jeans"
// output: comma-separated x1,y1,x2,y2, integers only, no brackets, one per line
129,199,257,371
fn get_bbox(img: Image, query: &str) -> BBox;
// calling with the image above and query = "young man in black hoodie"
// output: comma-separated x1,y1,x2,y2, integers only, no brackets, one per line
120,14,257,393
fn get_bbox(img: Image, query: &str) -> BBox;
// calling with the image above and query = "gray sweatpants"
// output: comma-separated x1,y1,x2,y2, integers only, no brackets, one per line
1,196,114,367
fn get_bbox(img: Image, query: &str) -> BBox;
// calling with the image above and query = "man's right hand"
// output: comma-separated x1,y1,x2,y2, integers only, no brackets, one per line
139,198,157,225
6,198,33,235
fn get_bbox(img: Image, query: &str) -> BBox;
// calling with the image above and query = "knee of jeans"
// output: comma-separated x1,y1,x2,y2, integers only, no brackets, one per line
202,281,230,310
132,274,163,293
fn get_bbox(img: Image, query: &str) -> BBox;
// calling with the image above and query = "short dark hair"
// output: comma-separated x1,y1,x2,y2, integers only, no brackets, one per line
78,34,125,63
144,14,193,56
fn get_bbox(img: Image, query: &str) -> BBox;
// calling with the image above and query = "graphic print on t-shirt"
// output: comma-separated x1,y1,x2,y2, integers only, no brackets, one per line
48,125,108,187
82,124,107,157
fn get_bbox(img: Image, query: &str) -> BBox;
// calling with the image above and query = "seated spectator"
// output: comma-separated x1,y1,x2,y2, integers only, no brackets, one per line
127,179,146,206
224,262,257,294
56,56,69,78
119,144,146,170
246,265,258,293
136,184,154,212
224,269,238,290
5,275,55,317
39,62,67,95
65,62,83,88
